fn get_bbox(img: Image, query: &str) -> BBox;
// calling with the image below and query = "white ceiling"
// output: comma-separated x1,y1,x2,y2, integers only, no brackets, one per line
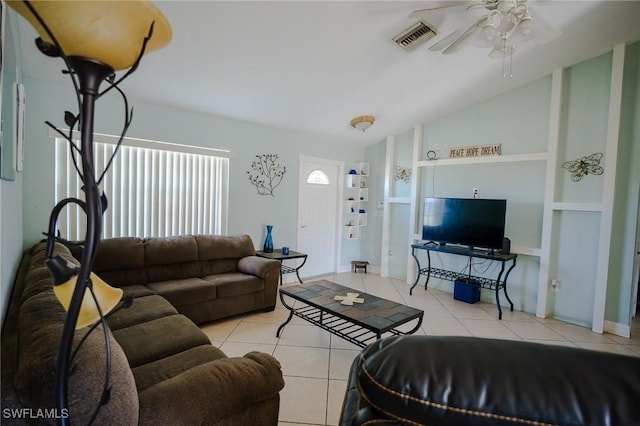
14,1,640,145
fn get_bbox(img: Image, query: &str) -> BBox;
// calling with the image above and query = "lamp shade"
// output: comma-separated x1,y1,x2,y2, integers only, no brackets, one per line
48,256,123,329
6,0,172,70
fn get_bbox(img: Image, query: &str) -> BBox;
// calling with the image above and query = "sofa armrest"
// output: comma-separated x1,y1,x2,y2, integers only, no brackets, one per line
238,255,280,278
137,351,284,425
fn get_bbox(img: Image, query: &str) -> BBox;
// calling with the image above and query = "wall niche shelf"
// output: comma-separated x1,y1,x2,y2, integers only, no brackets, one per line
344,162,369,240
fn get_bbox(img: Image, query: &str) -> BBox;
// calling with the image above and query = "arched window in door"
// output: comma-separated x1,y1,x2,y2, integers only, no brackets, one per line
306,169,330,185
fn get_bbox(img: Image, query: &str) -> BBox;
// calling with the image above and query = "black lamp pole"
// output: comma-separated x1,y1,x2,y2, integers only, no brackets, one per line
54,57,114,425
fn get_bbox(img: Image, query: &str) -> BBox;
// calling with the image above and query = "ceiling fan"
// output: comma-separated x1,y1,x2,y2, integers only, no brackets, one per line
410,0,560,58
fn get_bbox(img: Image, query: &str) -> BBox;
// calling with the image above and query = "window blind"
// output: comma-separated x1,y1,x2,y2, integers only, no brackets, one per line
54,134,229,240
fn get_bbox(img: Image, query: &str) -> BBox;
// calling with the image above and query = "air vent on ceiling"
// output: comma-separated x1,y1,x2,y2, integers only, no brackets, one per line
392,21,436,51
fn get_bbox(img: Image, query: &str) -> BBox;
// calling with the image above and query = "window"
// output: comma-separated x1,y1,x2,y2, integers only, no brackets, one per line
53,131,230,240
306,169,330,185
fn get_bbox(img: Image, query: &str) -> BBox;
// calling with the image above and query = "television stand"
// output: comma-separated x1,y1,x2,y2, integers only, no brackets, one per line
410,244,517,319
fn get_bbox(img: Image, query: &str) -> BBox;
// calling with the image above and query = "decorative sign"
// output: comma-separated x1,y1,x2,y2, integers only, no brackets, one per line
449,144,501,158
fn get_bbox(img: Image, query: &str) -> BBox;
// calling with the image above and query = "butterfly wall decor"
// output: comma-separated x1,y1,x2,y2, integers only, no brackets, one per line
395,166,412,183
562,153,604,182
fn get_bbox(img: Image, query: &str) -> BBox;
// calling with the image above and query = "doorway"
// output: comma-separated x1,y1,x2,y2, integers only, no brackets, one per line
297,156,342,278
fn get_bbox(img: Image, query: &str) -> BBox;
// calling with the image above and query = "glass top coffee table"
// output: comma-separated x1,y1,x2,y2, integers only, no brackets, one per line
276,280,424,348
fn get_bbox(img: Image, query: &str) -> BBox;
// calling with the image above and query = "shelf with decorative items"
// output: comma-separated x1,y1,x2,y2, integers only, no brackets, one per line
344,162,369,240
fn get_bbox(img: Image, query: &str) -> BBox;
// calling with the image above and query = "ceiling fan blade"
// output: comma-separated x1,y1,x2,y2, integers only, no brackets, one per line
442,17,485,54
429,30,462,51
409,2,476,19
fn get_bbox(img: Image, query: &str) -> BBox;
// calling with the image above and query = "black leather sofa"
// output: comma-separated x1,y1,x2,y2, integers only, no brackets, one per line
339,335,640,426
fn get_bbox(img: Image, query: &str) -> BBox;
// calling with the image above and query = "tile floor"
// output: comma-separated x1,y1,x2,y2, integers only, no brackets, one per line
199,272,640,426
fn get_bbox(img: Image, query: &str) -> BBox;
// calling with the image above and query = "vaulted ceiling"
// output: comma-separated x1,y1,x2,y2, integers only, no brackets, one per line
13,1,640,145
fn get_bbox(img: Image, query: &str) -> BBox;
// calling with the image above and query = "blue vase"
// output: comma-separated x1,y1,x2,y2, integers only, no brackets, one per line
263,225,274,253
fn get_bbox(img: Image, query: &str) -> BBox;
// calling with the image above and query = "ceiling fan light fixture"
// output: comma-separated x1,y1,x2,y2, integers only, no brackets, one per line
489,36,516,58
350,115,375,132
515,13,535,41
497,12,517,33
497,0,517,14
475,22,499,47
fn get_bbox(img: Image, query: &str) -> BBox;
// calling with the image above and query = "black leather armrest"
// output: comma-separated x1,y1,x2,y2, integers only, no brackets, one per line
343,335,640,426
340,356,362,426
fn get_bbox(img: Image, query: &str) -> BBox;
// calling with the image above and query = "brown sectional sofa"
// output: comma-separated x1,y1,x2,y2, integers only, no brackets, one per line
1,235,285,424
69,234,282,324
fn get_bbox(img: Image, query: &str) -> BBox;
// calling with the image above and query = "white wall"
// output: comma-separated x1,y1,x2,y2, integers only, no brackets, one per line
0,174,23,323
0,13,24,325
364,42,640,330
367,76,551,311
606,41,640,325
18,76,366,271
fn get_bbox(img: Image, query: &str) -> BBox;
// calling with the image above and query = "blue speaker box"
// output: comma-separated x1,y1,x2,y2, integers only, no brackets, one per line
454,279,480,304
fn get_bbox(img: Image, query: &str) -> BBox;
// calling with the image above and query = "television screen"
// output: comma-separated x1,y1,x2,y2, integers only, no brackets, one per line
422,197,507,250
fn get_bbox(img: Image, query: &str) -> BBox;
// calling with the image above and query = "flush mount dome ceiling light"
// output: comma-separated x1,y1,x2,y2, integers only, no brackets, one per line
350,115,375,132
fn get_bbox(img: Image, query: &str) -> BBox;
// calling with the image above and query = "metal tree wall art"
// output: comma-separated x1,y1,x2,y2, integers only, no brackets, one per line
247,154,287,196
562,153,604,182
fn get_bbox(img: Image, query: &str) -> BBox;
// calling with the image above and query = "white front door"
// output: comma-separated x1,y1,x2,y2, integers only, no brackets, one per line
297,157,341,278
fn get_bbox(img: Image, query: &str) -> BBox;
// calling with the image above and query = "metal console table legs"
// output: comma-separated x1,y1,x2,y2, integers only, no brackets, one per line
410,244,517,320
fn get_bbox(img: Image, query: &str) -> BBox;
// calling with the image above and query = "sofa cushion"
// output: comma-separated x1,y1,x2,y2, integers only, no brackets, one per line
200,258,240,276
145,235,198,266
196,234,255,260
146,262,202,283
146,278,217,307
99,269,150,288
132,345,227,392
205,273,264,298
21,243,78,303
93,237,145,271
121,284,157,299
107,295,178,331
137,351,284,426
113,315,211,368
69,238,149,287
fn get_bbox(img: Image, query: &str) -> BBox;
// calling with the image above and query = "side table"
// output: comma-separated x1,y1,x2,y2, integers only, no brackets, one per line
256,249,308,285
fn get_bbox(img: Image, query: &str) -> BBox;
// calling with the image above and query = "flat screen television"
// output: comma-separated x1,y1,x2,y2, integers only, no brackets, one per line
422,197,507,250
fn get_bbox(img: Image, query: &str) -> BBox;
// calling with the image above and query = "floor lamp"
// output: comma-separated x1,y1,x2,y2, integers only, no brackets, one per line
6,1,171,423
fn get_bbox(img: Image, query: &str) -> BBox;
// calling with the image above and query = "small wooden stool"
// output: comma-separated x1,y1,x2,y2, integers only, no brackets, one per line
351,260,369,273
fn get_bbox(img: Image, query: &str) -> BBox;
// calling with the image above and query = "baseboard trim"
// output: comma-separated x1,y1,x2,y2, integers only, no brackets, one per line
604,320,630,338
